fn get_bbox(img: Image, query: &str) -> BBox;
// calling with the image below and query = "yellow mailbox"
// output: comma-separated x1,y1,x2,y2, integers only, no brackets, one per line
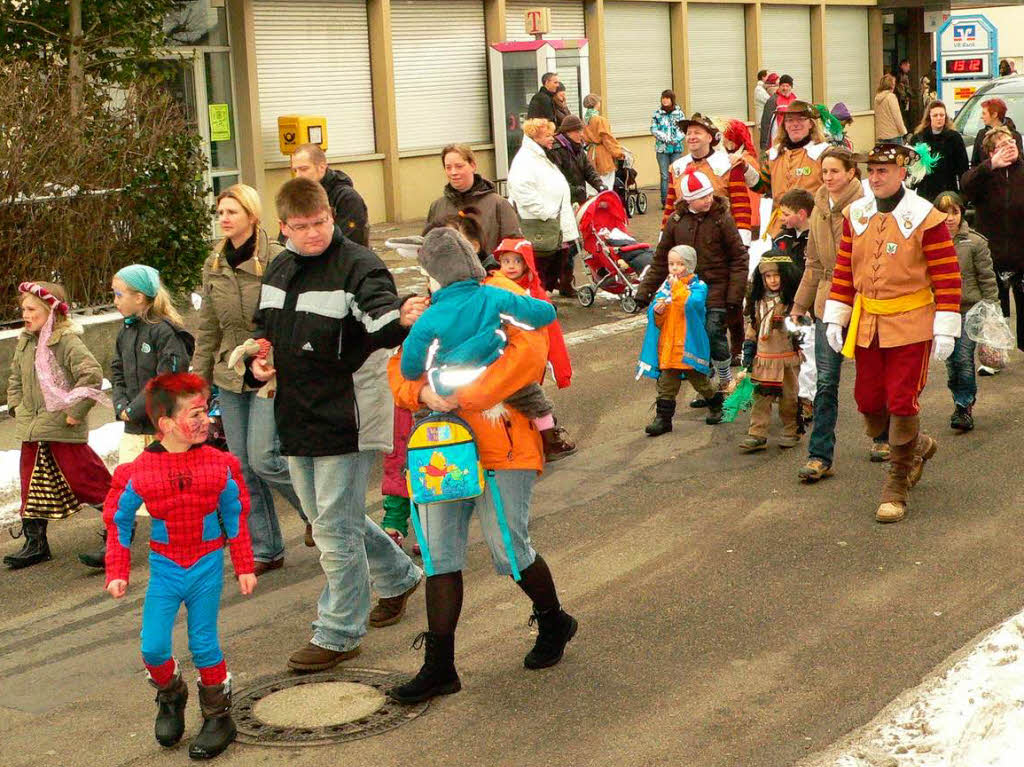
277,115,328,155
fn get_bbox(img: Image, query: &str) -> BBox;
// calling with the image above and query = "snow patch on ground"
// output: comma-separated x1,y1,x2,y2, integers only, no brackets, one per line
808,612,1024,767
0,421,124,529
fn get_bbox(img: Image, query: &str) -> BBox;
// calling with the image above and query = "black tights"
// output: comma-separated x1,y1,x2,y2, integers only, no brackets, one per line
424,555,560,635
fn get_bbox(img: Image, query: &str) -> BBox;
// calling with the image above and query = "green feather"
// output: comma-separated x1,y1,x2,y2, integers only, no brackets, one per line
908,142,942,185
721,376,756,423
815,104,845,142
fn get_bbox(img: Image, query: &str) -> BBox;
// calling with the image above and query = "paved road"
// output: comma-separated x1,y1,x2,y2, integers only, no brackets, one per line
3,206,1024,767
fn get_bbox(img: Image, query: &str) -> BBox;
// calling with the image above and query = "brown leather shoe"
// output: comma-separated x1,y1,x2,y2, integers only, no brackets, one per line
304,524,315,547
369,576,421,628
287,642,361,672
253,558,283,576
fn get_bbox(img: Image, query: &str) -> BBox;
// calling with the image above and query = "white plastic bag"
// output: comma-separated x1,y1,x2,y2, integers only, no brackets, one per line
964,301,1015,350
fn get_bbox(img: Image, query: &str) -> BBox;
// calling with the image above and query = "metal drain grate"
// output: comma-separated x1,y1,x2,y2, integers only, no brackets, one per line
234,667,428,746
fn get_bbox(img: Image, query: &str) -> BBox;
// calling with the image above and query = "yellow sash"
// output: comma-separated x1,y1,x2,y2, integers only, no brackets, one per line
841,287,934,358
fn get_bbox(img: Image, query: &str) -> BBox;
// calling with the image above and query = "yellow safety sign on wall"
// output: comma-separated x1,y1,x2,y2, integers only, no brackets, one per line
277,115,328,155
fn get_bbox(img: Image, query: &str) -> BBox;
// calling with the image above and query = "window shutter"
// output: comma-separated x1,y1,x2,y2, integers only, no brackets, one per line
826,7,871,113
605,2,673,134
761,6,813,105
253,0,374,161
392,0,489,151
687,4,749,120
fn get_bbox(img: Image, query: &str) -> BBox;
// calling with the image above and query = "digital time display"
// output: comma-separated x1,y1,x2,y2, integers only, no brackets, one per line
946,57,985,74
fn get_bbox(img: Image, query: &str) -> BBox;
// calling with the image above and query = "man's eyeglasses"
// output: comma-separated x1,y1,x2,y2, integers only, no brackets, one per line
287,217,332,233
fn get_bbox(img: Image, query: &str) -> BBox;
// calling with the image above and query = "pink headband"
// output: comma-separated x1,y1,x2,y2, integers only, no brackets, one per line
19,282,69,315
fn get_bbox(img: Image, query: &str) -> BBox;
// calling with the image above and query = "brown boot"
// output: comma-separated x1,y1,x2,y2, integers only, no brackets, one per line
369,576,421,628
875,440,915,523
542,425,578,461
907,433,938,488
304,523,315,547
287,642,361,672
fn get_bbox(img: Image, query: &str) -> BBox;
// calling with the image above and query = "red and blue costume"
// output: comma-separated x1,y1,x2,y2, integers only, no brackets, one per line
103,443,253,686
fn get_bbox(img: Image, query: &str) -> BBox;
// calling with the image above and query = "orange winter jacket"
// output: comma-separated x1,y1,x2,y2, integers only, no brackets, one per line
388,275,549,473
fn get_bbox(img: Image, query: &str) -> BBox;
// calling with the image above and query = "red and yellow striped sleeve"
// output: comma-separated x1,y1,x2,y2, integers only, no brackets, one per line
728,166,753,232
661,184,678,229
922,221,962,314
827,218,856,307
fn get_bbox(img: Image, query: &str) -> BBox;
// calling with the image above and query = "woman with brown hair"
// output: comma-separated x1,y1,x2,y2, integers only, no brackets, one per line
874,74,908,145
909,100,969,202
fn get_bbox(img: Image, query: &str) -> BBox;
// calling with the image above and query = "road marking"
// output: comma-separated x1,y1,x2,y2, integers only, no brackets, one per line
388,265,423,276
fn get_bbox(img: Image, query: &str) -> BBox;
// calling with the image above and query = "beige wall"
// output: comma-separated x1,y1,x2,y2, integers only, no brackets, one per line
618,135,661,189
846,112,877,153
263,159,388,236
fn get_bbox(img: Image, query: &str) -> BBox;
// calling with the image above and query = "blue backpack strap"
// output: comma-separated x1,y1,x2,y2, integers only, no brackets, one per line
408,500,434,577
486,470,521,582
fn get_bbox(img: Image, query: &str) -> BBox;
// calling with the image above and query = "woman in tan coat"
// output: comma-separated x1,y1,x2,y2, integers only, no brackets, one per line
192,184,310,573
873,74,907,144
790,147,888,482
582,95,624,190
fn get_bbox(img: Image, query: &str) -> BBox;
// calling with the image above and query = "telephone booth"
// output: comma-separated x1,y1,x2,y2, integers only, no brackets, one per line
488,39,590,182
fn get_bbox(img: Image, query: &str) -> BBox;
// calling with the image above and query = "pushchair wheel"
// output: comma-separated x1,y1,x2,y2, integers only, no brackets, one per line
637,192,648,214
626,195,637,217
577,285,596,307
620,294,638,314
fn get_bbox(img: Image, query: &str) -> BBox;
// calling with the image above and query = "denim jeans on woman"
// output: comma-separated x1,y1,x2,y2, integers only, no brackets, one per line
289,450,422,652
218,389,306,563
945,332,977,408
656,150,683,207
807,320,888,466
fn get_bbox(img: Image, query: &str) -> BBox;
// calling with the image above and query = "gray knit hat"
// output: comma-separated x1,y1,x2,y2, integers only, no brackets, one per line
668,245,697,273
418,227,486,287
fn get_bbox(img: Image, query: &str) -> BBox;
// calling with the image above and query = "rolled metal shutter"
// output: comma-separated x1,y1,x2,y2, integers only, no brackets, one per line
392,0,489,151
687,4,749,120
761,6,813,105
826,7,871,113
252,0,374,162
605,2,673,134
505,0,586,41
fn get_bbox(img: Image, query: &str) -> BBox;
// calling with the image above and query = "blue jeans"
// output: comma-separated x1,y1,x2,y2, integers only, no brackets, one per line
289,451,422,652
945,333,977,408
656,150,683,206
807,320,887,464
416,469,538,577
218,389,306,563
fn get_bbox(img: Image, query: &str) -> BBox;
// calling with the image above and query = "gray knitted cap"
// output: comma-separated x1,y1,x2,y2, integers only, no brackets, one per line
418,227,486,287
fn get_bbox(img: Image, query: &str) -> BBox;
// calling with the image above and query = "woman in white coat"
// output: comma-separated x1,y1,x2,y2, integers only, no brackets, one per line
508,118,580,293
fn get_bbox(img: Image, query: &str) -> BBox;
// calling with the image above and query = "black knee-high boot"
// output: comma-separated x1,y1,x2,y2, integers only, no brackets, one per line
515,556,578,669
388,572,463,704
4,519,51,569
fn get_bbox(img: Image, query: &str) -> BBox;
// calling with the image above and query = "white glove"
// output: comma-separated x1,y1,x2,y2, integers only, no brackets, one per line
826,323,845,354
932,335,955,361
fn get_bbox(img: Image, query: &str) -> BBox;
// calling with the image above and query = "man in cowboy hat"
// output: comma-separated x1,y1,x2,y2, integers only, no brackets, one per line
822,143,962,524
661,113,754,242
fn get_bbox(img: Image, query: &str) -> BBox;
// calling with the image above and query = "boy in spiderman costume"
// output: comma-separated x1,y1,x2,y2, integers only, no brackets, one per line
104,372,255,760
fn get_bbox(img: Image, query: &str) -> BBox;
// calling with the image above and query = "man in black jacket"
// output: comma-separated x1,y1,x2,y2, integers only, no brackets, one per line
252,178,427,672
289,143,369,246
527,72,559,122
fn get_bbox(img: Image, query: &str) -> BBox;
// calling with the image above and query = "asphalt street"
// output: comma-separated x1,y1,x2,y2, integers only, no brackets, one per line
2,205,1023,767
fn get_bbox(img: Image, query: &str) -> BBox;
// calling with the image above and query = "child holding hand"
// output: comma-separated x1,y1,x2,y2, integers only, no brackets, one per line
636,245,723,435
104,372,254,760
739,250,803,452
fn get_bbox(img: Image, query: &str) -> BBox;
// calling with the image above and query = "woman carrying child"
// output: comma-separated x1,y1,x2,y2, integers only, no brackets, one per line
637,245,723,435
739,251,803,452
4,282,111,569
77,264,194,569
933,191,999,431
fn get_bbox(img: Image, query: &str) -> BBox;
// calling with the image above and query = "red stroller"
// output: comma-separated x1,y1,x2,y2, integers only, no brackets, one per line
574,190,655,314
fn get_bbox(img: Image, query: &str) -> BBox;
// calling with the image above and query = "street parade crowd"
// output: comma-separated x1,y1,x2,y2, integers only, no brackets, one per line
4,64,1024,761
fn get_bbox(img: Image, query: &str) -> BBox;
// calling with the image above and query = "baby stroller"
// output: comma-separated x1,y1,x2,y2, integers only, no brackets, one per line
615,149,648,218
575,189,655,313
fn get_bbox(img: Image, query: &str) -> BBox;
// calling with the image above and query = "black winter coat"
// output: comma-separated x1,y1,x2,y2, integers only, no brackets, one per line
112,318,194,435
321,168,369,247
527,88,556,122
637,197,749,309
961,157,1024,271
909,128,969,203
547,134,605,204
251,227,409,457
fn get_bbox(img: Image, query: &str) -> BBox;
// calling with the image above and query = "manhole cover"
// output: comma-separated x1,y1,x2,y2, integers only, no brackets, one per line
234,668,427,746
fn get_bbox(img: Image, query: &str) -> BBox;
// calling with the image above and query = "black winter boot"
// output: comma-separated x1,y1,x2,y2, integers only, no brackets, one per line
645,398,676,436
151,667,189,747
950,404,974,432
524,606,578,669
4,519,52,569
77,528,107,569
388,632,461,704
188,678,236,760
705,392,724,425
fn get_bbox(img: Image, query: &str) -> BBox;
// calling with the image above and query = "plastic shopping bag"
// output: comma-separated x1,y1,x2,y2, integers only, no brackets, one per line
964,301,1014,349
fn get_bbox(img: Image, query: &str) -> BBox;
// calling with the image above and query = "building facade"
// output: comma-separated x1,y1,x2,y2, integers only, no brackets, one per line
184,0,886,227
